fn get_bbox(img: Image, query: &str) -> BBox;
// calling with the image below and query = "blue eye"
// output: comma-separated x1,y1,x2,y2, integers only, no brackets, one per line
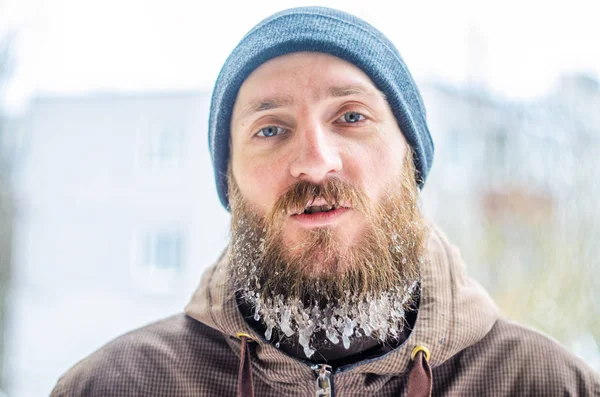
342,112,365,123
257,126,285,137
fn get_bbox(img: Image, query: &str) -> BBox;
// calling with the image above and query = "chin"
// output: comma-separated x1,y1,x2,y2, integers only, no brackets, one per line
280,239,351,279
304,253,347,278
286,219,364,245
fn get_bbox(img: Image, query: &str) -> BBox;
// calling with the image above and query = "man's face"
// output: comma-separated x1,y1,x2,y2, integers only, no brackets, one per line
230,52,409,271
227,52,426,357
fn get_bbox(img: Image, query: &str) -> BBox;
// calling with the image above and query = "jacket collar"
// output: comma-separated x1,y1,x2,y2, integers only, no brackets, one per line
185,221,499,394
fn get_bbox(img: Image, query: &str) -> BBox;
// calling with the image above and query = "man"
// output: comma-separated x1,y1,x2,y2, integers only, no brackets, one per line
51,6,599,397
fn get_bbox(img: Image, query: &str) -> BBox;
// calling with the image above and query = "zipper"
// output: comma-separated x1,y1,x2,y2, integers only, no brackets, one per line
312,364,333,397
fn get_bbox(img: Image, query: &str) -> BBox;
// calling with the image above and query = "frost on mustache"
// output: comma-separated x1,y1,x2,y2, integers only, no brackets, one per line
237,278,419,359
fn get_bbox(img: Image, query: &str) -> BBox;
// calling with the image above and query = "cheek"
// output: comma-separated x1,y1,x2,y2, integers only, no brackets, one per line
344,136,404,202
232,152,290,215
342,143,387,195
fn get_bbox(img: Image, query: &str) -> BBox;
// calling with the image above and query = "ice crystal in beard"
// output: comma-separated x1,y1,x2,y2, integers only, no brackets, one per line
236,276,420,358
228,149,426,358
230,195,424,358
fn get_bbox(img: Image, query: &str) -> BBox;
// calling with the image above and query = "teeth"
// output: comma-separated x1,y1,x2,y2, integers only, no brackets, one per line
304,204,335,214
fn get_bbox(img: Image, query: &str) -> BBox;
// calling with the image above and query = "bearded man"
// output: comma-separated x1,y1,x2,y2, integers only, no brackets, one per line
51,6,599,397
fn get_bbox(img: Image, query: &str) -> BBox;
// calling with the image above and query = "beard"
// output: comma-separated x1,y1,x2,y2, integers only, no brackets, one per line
228,150,428,358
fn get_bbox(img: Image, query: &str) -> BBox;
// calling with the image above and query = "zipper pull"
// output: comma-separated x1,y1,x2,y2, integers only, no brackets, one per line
312,364,333,397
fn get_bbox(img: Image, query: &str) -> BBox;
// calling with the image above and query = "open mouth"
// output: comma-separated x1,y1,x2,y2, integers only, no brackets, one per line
288,197,352,225
302,204,337,214
289,197,350,215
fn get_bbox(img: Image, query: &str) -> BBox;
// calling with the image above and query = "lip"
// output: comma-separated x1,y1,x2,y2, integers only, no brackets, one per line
302,198,351,209
290,207,351,228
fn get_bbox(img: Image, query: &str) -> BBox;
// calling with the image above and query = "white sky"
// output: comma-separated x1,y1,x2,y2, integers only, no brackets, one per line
2,0,600,111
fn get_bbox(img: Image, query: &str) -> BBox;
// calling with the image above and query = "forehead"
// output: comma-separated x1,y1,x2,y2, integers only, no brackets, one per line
232,52,385,118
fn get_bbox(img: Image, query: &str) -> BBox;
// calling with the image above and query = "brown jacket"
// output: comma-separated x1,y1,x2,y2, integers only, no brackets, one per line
51,224,600,396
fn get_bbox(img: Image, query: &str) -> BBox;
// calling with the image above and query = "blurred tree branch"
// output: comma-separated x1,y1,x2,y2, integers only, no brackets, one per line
0,31,15,393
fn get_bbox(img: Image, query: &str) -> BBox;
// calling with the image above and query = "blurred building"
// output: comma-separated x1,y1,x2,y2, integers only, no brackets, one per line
421,74,600,288
421,75,600,369
0,108,18,397
4,74,599,396
5,92,230,396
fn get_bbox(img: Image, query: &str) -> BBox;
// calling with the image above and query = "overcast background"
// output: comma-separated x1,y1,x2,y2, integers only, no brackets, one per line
3,0,600,106
0,1,599,396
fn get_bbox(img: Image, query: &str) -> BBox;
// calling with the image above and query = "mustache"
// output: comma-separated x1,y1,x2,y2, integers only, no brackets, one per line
268,178,371,220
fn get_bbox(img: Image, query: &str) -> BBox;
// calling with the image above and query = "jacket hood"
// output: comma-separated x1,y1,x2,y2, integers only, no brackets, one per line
185,221,499,394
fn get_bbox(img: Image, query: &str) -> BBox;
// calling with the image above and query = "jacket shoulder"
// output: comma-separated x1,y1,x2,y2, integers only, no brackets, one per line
451,318,600,396
50,313,238,397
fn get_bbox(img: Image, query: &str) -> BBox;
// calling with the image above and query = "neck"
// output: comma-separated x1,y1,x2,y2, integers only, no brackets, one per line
236,289,419,368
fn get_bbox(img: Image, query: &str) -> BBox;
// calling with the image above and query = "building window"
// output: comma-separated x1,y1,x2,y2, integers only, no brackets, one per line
136,123,184,171
131,229,184,294
143,231,181,270
148,126,183,169
447,129,464,164
485,127,508,185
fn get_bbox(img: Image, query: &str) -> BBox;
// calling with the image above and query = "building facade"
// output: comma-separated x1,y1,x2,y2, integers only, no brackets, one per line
4,75,599,395
5,92,230,396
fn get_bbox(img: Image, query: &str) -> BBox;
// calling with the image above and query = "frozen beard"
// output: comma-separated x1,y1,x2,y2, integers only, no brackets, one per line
228,151,427,359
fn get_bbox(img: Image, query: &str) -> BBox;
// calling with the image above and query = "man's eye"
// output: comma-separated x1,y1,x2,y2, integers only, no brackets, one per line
256,126,285,138
339,112,366,123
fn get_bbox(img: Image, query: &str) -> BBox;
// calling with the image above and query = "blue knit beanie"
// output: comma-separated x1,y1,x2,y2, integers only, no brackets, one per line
209,6,434,210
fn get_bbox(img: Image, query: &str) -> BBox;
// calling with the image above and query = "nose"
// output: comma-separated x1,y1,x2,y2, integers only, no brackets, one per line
289,123,343,183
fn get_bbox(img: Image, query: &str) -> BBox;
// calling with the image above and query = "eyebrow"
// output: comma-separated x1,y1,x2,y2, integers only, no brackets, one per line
236,95,295,122
326,83,384,99
326,83,389,106
236,83,386,122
